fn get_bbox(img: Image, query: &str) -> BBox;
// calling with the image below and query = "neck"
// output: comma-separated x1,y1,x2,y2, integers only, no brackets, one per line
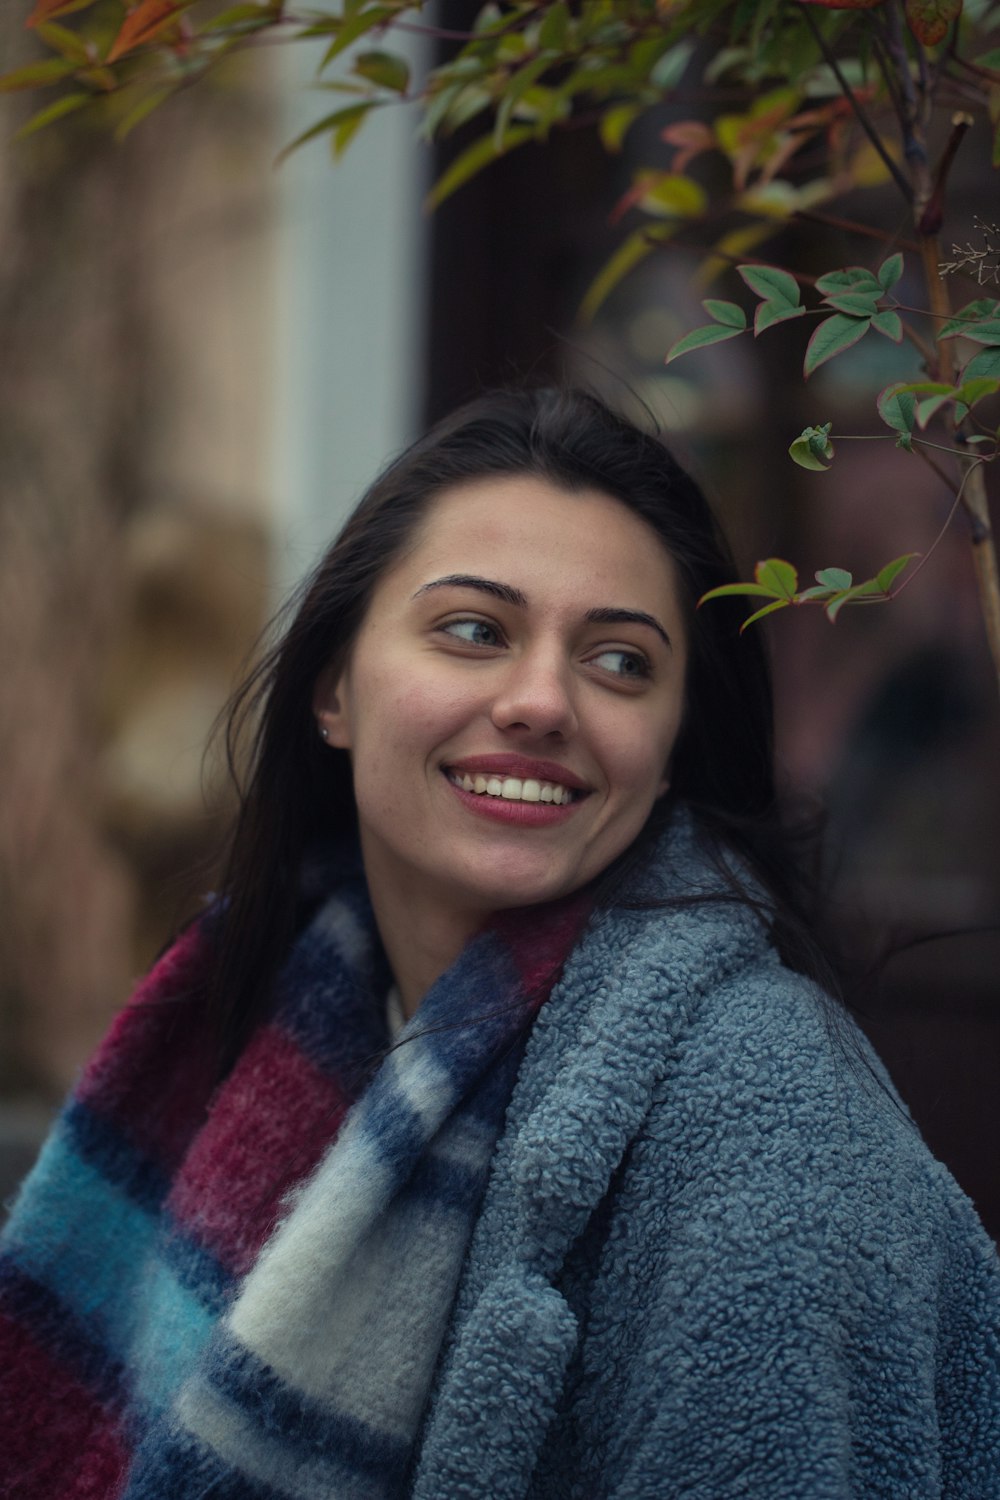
365,880,487,1021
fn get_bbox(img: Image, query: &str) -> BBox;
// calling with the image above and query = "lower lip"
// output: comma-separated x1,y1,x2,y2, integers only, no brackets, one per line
443,775,585,826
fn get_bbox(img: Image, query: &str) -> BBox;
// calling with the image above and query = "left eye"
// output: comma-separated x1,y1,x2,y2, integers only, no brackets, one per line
591,649,651,679
441,619,502,647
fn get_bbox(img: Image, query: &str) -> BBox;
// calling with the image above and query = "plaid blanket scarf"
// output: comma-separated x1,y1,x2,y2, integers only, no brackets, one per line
0,856,588,1500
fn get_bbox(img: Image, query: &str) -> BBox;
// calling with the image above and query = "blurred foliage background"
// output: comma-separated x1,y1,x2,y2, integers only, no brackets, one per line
1,0,998,1235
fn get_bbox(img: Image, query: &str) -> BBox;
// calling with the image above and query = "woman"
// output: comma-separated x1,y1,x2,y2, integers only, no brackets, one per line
1,388,997,1499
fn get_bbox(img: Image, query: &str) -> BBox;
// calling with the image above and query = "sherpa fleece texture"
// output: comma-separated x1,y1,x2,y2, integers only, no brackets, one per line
2,815,999,1498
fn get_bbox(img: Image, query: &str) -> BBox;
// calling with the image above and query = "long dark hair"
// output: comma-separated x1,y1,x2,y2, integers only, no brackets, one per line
207,387,830,1068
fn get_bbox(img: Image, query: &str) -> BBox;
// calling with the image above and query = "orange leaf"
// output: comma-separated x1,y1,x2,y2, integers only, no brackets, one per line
26,0,98,26
106,0,189,63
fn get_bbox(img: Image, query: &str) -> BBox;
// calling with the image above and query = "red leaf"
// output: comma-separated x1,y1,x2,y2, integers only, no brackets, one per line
26,0,98,26
106,0,188,63
904,0,962,45
660,120,715,173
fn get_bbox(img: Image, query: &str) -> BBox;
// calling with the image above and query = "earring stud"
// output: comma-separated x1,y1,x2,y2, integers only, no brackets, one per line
319,724,329,741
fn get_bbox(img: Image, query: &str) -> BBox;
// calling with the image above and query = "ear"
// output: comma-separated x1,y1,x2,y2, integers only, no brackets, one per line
312,662,353,750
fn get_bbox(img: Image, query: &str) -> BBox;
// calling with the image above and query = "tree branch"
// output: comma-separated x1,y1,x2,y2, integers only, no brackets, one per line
796,2,913,203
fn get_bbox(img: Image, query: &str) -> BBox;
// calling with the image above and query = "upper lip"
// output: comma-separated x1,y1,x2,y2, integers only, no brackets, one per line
443,754,591,792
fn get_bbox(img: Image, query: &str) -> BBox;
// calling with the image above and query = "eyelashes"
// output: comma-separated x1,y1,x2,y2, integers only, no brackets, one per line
436,618,653,682
589,649,652,681
440,619,503,647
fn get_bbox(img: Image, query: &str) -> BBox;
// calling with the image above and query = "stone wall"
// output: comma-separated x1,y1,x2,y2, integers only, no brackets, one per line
0,17,275,1127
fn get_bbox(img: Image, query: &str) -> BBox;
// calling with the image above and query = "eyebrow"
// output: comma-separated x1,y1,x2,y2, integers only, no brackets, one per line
413,574,673,649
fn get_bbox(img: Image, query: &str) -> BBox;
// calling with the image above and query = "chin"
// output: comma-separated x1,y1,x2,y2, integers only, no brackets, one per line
444,851,590,915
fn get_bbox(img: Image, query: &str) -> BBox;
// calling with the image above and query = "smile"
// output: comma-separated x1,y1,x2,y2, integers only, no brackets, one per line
446,770,580,805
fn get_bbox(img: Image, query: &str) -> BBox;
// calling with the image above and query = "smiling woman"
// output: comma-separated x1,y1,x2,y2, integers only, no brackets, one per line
313,476,687,1015
1,389,998,1499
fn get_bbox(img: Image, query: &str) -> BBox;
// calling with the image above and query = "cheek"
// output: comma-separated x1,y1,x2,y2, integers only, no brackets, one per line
600,704,682,799
350,657,479,772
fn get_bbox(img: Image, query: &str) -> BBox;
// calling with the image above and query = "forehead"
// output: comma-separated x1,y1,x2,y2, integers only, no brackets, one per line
393,474,684,611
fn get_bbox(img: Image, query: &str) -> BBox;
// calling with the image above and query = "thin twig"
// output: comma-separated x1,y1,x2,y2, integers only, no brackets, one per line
912,440,958,491
796,2,913,202
890,459,974,598
791,208,919,251
949,52,1000,84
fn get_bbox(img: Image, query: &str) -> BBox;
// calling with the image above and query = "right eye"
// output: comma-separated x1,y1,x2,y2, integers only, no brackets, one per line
440,618,503,647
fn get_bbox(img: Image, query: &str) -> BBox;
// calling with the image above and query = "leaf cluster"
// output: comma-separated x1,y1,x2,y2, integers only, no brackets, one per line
700,553,918,630
666,253,906,376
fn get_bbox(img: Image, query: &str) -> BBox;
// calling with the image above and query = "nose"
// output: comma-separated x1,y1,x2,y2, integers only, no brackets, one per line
490,645,579,740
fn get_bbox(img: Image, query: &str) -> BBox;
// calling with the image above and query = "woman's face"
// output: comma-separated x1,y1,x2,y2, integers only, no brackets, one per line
315,475,689,924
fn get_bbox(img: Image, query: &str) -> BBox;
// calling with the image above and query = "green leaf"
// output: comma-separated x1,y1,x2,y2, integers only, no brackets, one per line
796,585,838,601
200,3,274,30
649,39,695,89
353,50,410,94
804,313,871,377
665,321,746,363
955,375,1000,406
823,552,917,620
14,89,91,138
276,100,379,165
698,582,788,603
494,52,555,147
739,598,792,630
755,557,799,599
871,309,903,341
826,584,875,621
579,224,673,322
425,82,491,137
320,6,393,69
0,56,77,91
875,553,918,590
963,347,1000,381
599,103,642,151
891,380,954,396
815,265,881,295
703,299,746,328
425,125,534,211
877,382,918,434
821,289,881,317
789,423,835,471
113,84,174,140
888,380,965,427
939,317,1000,346
331,102,374,158
537,0,570,51
937,298,1000,339
738,263,800,305
916,394,956,427
35,20,92,61
638,173,706,218
815,567,854,590
755,299,806,334
877,252,904,290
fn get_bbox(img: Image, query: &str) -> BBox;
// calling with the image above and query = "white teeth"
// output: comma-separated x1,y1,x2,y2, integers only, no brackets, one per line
450,771,576,805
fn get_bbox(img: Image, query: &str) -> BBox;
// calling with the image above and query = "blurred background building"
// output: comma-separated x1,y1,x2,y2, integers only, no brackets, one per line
1,4,997,1236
